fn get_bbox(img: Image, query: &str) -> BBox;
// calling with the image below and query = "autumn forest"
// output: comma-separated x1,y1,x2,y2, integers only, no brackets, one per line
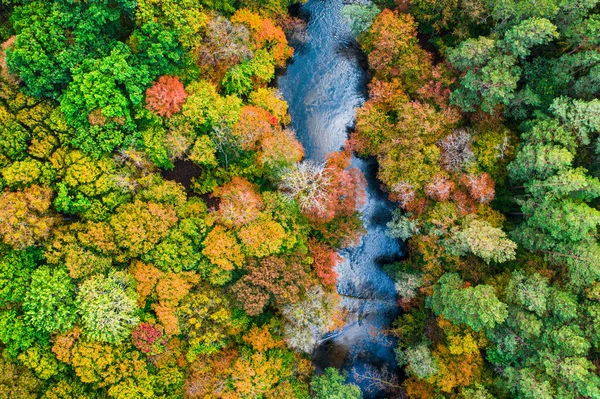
0,0,599,398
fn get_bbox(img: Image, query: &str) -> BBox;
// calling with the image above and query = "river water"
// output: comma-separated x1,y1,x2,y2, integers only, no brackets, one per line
277,1,403,397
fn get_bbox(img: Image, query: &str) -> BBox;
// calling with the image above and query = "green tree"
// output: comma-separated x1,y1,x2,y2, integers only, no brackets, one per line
342,4,380,36
311,368,363,399
0,247,40,306
6,1,131,99
60,44,150,156
447,218,517,264
431,273,508,332
23,266,76,334
76,272,139,343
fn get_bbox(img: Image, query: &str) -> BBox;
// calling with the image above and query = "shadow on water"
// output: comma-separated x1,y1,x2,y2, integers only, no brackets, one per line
278,1,404,397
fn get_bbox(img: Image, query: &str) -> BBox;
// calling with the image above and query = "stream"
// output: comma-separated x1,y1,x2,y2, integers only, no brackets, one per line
277,1,403,397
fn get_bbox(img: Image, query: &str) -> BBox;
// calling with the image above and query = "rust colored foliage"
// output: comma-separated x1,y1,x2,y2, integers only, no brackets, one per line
308,239,341,288
425,175,455,202
460,173,495,204
185,349,238,398
145,76,187,118
129,261,199,335
212,177,264,228
451,190,477,216
231,254,314,316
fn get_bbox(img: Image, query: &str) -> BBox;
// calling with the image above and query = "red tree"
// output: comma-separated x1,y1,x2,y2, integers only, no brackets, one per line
308,239,340,288
132,323,167,355
460,173,495,204
145,76,187,118
425,175,455,202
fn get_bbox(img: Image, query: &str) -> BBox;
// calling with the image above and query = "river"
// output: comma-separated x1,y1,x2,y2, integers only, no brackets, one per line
277,1,403,397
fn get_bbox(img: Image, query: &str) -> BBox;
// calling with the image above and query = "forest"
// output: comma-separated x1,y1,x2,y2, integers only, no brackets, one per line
0,0,599,398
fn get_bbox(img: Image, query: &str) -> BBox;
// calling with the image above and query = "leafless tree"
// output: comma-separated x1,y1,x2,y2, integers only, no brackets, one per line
279,161,332,214
352,365,405,397
439,128,474,171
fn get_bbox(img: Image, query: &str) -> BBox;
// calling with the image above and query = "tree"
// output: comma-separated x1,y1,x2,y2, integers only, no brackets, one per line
196,15,253,82
145,76,187,118
448,18,559,113
0,355,42,399
132,323,167,356
23,266,76,334
68,340,155,398
281,286,341,353
177,288,247,361
0,247,40,306
460,173,495,204
231,254,314,316
342,4,380,36
201,226,245,284
6,1,120,99
431,273,508,332
311,368,363,399
447,218,517,264
76,272,139,343
398,343,438,379
237,216,287,257
181,80,242,130
439,129,474,172
280,151,366,223
212,177,264,228
307,239,340,288
110,200,178,259
128,21,185,79
60,44,148,156
360,10,432,94
0,185,57,249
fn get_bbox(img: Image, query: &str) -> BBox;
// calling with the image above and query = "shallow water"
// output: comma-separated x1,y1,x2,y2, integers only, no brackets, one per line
277,1,403,397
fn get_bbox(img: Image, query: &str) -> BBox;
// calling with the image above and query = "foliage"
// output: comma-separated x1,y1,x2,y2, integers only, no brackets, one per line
76,272,139,343
231,254,314,316
342,4,380,37
23,266,76,334
145,75,187,118
431,273,508,332
0,185,57,249
311,367,363,399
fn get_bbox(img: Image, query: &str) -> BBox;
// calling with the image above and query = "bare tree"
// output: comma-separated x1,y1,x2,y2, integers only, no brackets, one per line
279,161,332,214
439,128,474,171
352,365,405,397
